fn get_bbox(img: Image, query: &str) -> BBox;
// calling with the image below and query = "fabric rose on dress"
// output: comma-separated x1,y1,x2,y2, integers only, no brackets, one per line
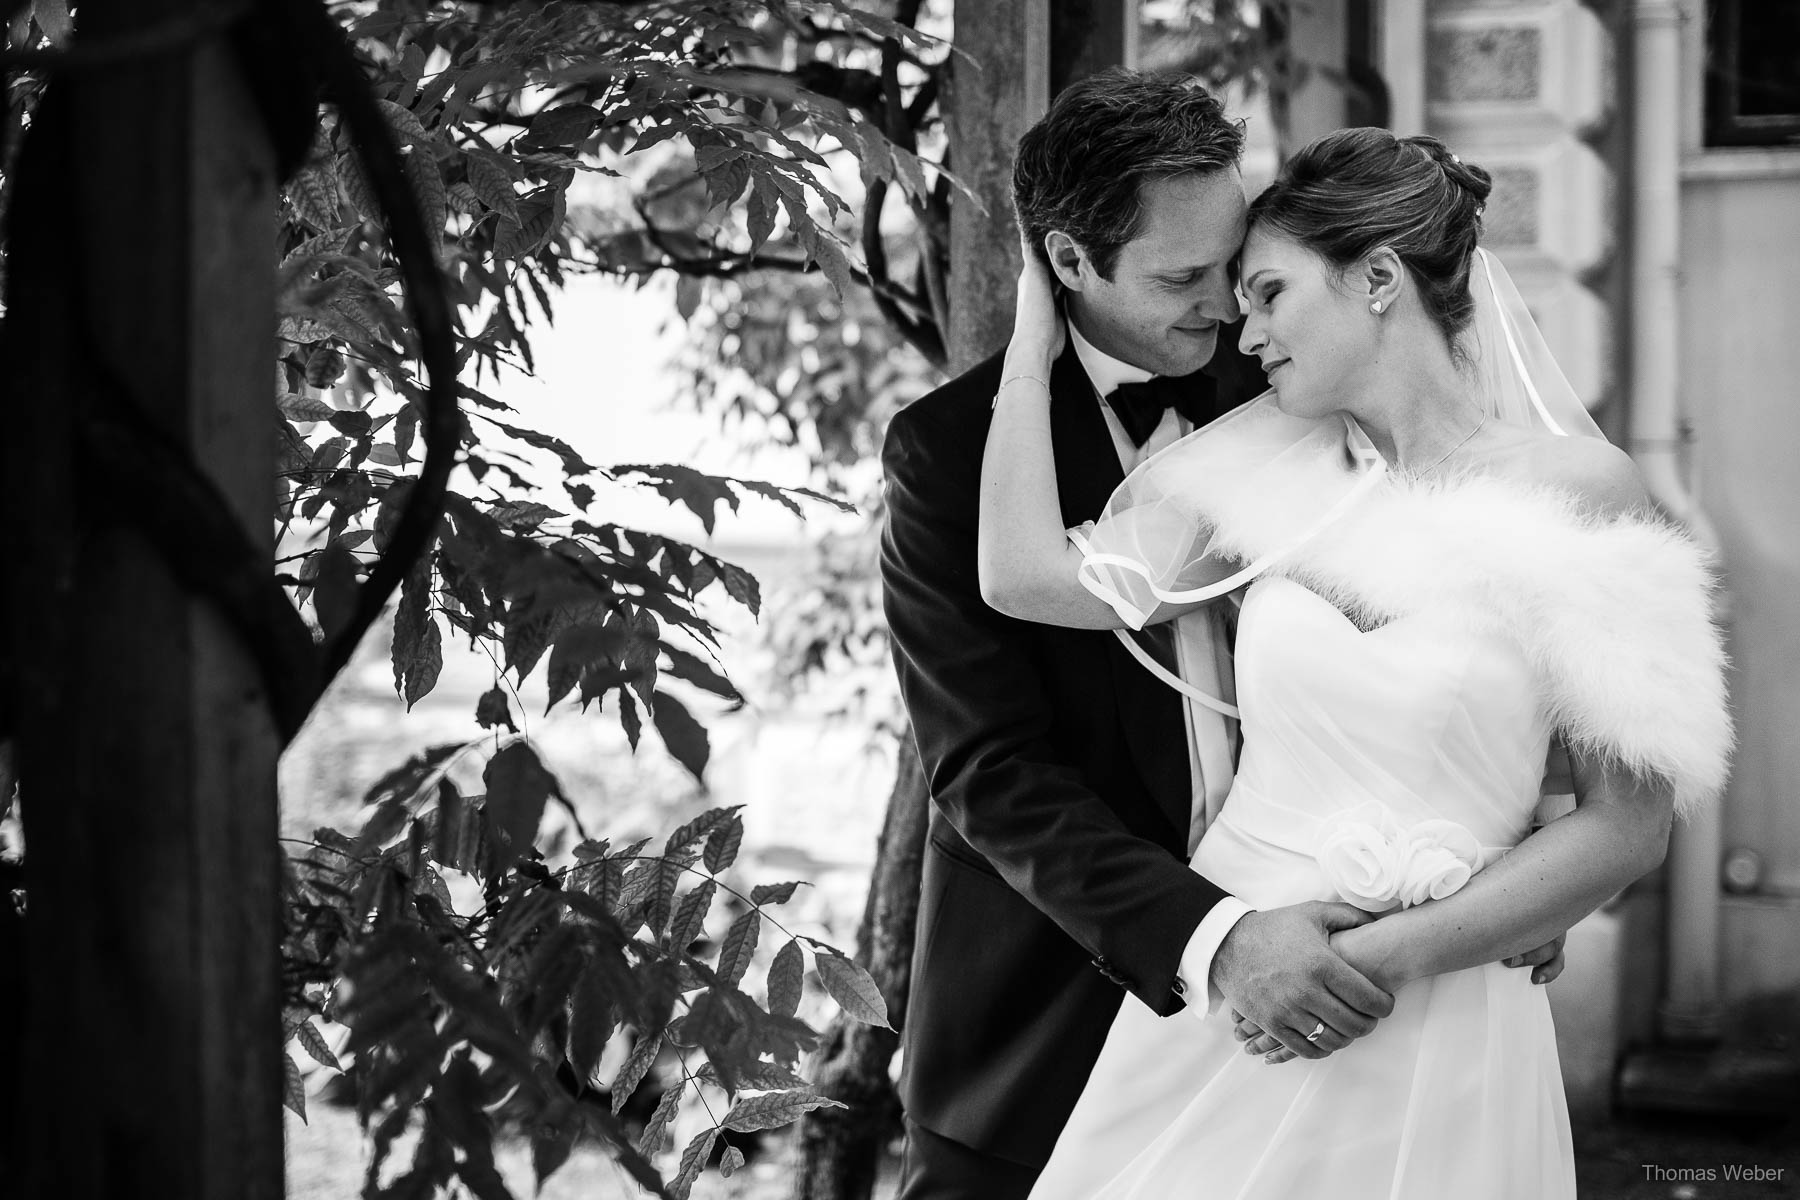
1394,819,1482,908
1315,806,1483,912
1314,814,1406,911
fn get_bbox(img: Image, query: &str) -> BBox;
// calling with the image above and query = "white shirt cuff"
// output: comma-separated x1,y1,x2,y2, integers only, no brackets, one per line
1177,897,1255,1019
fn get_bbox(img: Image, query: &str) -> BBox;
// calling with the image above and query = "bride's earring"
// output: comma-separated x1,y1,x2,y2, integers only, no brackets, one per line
1369,300,1385,315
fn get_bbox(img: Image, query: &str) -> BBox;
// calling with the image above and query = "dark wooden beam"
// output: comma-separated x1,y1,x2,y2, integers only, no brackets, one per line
946,0,1135,373
946,0,1048,372
6,4,284,1196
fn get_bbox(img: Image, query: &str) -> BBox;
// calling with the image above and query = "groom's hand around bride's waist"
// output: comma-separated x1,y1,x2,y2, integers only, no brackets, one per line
1210,902,1394,1062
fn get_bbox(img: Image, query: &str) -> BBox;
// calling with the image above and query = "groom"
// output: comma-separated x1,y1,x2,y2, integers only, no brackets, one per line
880,71,1399,1197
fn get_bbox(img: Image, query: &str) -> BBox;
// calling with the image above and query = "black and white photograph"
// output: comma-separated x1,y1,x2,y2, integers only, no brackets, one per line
1,2,1795,1198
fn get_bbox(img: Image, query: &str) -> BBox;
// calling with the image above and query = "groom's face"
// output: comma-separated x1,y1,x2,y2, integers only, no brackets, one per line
1059,168,1247,378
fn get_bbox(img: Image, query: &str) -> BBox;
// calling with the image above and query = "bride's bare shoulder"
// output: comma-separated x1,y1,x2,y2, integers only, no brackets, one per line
1483,429,1651,519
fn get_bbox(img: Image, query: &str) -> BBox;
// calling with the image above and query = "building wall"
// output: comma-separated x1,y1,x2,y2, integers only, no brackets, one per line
1377,0,1800,1081
1420,0,1616,412
1680,158,1800,1002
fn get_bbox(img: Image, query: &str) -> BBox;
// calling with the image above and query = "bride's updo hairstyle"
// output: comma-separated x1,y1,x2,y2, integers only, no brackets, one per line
1247,128,1493,348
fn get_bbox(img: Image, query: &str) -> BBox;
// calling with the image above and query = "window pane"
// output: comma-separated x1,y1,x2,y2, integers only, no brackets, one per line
1736,1,1800,118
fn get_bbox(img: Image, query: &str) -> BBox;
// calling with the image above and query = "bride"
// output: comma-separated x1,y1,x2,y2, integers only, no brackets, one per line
977,127,1732,1199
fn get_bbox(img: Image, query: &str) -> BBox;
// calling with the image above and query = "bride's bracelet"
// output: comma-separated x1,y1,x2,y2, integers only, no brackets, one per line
992,373,1050,408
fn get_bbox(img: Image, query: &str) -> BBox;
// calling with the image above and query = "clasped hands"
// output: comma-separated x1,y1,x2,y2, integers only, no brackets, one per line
1212,902,1566,1064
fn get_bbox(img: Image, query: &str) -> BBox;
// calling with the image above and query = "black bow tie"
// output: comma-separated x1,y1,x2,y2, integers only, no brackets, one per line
1105,370,1219,447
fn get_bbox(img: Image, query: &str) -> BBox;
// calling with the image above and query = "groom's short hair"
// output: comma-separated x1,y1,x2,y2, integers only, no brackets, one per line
1014,69,1244,280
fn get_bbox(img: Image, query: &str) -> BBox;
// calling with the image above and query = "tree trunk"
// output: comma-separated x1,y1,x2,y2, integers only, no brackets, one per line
789,5,1142,1197
789,746,928,1200
3,6,284,1196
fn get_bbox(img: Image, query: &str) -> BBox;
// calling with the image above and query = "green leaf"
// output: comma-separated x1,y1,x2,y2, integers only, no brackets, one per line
815,952,892,1030
735,478,858,518
395,404,418,463
653,690,710,780
745,183,779,253
485,499,563,529
456,383,515,413
720,1088,845,1133
482,743,554,866
31,0,72,43
351,798,408,859
750,881,802,906
377,99,432,148
661,644,738,704
613,464,737,535
664,806,737,856
405,619,442,709
635,1079,685,1157
567,961,616,1085
668,878,716,951
719,1144,746,1179
373,477,416,553
716,909,760,989
532,1118,576,1190
328,408,373,438
718,561,761,617
618,688,642,750
466,149,520,225
702,813,743,873
675,275,705,322
546,622,631,711
610,837,652,862
304,345,347,389
609,1031,660,1114
767,938,804,1018
474,685,517,733
395,41,427,105
391,557,439,708
668,1127,718,1200
722,1059,808,1093
492,191,564,260
447,180,482,216
477,413,593,476
289,161,342,233
338,150,379,225
414,863,455,915
293,1019,340,1071
405,148,448,242
523,104,601,148
313,541,360,641
645,857,682,938
282,1052,306,1121
277,392,336,423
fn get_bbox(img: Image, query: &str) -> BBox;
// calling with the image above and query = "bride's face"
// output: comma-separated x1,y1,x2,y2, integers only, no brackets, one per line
1237,229,1374,420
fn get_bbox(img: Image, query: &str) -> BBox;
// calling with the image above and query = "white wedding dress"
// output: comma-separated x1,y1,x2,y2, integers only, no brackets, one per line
1031,395,1731,1200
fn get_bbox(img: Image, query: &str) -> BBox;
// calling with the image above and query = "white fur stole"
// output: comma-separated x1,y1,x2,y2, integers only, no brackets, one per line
1116,399,1734,813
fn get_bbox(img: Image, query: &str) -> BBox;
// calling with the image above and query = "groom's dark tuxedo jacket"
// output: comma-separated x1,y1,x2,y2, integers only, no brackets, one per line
880,326,1267,1167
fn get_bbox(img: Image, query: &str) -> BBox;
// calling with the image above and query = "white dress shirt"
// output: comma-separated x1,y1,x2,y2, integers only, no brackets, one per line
1068,322,1253,1017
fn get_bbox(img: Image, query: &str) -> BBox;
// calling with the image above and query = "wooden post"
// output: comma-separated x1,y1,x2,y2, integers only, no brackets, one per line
5,3,284,1196
788,6,1144,1198
946,0,1139,372
1051,0,1136,94
1287,2,1351,146
947,0,1050,371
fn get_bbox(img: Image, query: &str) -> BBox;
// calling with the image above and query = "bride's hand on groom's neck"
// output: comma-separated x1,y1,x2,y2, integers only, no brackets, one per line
1008,240,1066,368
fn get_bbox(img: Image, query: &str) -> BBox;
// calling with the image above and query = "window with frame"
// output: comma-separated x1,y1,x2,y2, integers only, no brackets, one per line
1706,0,1800,147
